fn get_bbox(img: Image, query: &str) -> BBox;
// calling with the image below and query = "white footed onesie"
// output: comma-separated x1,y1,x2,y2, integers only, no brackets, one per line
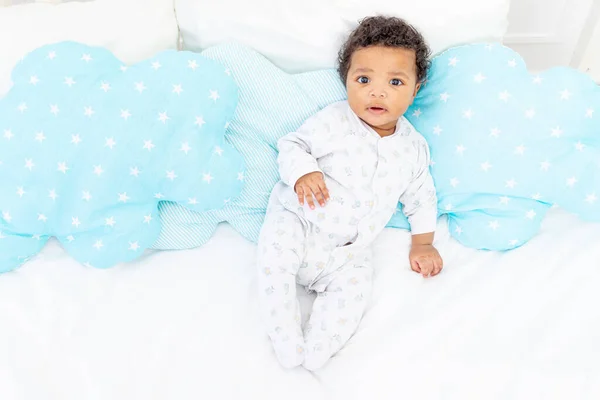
257,100,437,370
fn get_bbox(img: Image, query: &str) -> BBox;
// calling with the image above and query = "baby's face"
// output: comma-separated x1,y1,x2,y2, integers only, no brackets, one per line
346,46,421,136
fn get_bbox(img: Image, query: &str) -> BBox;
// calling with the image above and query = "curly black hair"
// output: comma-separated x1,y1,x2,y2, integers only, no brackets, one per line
338,16,431,84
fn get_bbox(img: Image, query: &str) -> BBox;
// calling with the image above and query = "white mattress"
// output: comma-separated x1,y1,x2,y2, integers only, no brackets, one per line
1,208,599,400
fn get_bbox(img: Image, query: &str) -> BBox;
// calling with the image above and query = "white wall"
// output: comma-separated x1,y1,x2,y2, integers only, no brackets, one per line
579,17,600,81
505,0,599,74
2,0,598,80
0,0,86,5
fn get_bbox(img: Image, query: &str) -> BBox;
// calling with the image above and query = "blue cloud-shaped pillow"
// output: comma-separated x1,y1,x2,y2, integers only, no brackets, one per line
0,42,244,272
153,43,346,249
155,42,600,252
387,43,600,249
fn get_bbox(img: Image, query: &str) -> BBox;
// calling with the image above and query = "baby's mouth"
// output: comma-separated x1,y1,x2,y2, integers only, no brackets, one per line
368,106,387,114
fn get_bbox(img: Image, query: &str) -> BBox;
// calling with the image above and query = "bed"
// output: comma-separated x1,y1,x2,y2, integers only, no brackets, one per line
1,0,599,399
1,208,599,399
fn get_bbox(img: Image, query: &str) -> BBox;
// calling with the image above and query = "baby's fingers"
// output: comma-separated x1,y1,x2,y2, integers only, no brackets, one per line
296,184,316,209
318,181,330,203
296,186,305,205
431,258,443,277
410,260,421,273
421,260,434,278
311,183,327,207
304,189,316,209
410,259,421,273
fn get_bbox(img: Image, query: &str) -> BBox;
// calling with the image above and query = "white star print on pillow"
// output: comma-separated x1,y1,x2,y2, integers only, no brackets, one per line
0,42,245,272
388,43,600,250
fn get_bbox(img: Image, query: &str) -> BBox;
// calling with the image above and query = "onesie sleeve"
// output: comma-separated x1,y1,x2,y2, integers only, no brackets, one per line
277,107,336,188
399,138,438,235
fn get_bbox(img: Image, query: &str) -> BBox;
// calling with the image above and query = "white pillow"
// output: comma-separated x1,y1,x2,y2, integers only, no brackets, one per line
175,0,510,73
0,0,178,95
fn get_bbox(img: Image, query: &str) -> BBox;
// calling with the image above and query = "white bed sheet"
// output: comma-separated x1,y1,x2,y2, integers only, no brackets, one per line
1,208,599,400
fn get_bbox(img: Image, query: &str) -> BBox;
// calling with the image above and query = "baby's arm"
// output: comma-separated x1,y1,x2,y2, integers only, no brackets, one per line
399,139,443,277
277,110,336,207
276,111,334,188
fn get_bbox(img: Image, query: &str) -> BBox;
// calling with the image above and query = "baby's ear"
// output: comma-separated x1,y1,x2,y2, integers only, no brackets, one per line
413,80,423,97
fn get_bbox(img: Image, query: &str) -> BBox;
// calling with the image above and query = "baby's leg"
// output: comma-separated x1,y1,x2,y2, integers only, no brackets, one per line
257,203,307,368
303,264,373,371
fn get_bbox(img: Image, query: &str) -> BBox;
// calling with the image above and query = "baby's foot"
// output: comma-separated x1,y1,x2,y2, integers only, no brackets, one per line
302,336,340,371
269,330,306,369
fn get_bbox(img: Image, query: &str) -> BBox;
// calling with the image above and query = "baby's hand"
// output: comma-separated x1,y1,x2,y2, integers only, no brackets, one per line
294,171,329,209
409,244,443,278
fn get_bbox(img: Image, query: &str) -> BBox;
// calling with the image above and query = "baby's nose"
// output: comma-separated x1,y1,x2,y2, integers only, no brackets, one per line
369,88,387,98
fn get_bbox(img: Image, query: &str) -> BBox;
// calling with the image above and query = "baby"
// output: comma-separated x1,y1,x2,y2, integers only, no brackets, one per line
257,16,444,370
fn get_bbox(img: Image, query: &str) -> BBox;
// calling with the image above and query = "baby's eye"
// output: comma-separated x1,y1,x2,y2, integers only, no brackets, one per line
357,76,370,84
390,78,403,86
